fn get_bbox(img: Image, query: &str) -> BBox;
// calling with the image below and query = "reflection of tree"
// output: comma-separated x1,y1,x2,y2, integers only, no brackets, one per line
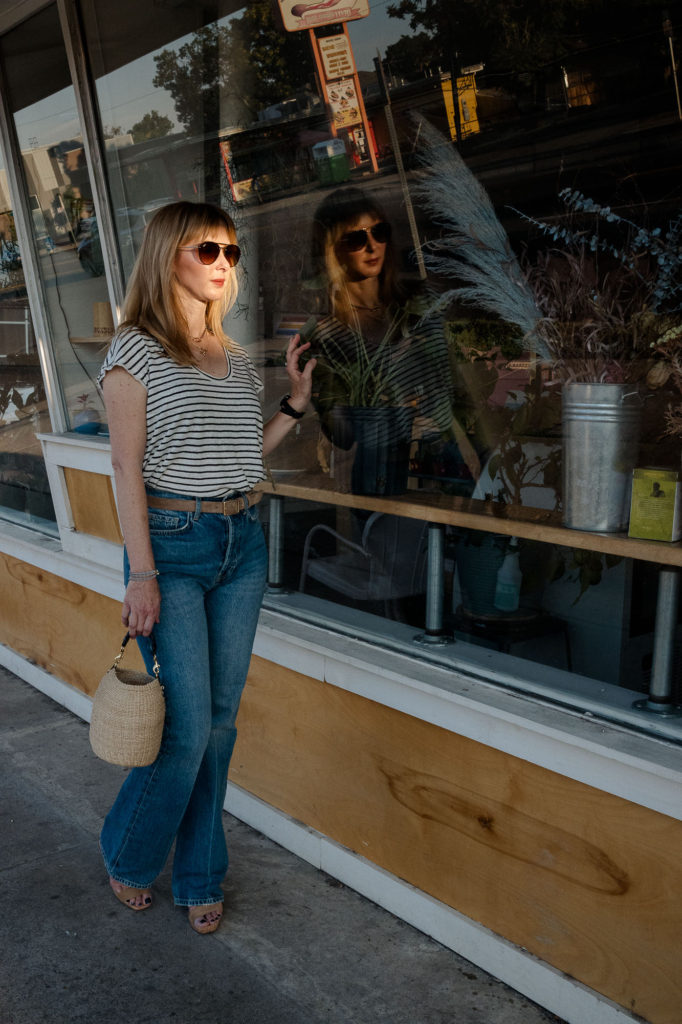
152,6,312,135
130,110,174,144
386,0,681,85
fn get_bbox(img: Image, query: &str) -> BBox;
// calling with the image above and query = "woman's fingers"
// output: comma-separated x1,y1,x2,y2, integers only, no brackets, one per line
123,580,160,637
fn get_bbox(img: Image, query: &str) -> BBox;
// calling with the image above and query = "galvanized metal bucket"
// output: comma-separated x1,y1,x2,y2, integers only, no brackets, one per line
562,382,641,532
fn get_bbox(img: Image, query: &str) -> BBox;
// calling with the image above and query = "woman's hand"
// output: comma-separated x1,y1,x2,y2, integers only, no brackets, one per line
122,578,160,638
284,333,316,413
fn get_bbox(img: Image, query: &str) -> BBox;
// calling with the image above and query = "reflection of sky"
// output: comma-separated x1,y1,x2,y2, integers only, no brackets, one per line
15,3,407,150
348,3,405,72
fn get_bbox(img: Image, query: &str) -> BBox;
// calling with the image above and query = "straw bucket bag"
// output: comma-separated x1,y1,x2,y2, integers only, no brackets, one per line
89,633,165,767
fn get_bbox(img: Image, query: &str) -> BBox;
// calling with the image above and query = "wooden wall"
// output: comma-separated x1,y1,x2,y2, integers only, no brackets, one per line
232,657,682,1024
1,547,680,1024
0,553,141,692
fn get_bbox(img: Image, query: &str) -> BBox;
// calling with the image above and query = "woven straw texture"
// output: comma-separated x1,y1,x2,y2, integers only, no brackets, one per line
89,666,165,767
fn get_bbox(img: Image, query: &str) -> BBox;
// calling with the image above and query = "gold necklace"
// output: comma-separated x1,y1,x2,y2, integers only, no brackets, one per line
190,328,210,360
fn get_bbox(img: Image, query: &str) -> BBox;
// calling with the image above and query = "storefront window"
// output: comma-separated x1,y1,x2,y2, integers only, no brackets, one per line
0,157,55,529
79,0,682,726
0,4,109,438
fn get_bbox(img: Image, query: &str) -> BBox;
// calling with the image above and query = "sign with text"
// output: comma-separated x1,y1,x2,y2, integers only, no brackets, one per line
328,77,362,128
319,34,356,80
277,0,369,33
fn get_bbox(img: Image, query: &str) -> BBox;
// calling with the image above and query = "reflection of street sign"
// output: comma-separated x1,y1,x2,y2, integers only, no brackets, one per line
277,0,369,32
328,77,362,128
319,34,355,79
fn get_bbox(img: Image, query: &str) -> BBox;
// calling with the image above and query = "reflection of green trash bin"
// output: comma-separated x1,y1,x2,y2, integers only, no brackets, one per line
312,139,350,185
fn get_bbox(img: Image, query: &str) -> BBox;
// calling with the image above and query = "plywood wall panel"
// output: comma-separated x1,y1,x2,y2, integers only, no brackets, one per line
232,656,682,1024
0,553,140,692
63,467,123,543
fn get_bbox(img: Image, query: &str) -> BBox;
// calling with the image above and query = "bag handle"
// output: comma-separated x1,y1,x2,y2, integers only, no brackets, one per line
113,632,160,680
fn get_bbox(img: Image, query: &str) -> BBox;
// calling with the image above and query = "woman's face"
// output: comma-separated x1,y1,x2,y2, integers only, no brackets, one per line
335,213,388,282
173,225,236,307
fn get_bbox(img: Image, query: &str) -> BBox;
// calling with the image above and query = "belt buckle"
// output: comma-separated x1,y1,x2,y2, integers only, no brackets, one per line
222,498,230,516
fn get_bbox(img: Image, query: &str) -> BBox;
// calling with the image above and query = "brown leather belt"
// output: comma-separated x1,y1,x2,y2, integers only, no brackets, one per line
147,490,263,516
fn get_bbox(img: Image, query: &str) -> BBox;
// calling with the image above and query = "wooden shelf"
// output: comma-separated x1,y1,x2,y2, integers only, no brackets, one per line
259,471,682,568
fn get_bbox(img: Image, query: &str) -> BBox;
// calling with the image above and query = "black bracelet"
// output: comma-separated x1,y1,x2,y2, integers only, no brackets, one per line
279,394,305,419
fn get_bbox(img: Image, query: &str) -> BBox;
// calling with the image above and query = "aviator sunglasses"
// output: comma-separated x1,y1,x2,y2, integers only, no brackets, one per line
338,221,391,252
178,241,241,267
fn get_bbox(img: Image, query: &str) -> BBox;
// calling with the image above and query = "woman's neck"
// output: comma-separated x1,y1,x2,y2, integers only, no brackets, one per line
179,296,209,340
345,279,382,310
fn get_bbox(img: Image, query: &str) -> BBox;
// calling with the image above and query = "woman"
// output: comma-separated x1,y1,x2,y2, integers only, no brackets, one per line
307,187,480,481
97,200,314,934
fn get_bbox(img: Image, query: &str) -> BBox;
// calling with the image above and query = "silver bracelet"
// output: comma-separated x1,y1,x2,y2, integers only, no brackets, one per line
128,569,160,581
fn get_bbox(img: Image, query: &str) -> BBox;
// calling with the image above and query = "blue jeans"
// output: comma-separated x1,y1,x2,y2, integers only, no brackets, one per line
100,490,267,906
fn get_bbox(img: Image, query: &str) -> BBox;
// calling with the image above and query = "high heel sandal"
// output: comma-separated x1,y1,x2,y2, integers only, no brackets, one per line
188,902,223,935
109,877,152,911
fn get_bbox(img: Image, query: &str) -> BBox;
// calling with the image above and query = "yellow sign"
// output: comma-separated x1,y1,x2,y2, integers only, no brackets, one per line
319,34,355,80
441,74,480,140
277,0,369,33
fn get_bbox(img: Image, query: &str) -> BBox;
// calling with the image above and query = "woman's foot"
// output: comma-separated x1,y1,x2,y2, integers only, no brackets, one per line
109,876,153,911
188,902,223,935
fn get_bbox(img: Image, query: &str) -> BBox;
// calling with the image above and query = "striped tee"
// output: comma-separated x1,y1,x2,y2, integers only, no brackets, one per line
98,328,265,496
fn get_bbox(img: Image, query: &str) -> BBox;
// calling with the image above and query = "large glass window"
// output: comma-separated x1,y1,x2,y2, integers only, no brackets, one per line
0,4,110,439
82,0,682,732
0,156,55,529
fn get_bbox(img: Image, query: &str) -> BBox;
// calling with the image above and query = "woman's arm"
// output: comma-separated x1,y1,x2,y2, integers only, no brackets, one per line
102,366,160,638
262,333,316,456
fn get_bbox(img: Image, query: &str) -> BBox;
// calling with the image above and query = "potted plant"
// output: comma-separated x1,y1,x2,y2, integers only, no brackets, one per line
313,299,448,496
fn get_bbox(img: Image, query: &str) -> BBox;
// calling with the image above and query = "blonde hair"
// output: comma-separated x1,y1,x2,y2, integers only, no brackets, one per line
311,188,401,325
121,201,239,365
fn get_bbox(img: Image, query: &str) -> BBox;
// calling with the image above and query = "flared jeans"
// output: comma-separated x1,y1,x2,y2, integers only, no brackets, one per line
100,492,267,907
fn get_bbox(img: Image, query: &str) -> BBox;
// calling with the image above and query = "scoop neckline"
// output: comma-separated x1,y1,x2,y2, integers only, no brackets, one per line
195,348,231,380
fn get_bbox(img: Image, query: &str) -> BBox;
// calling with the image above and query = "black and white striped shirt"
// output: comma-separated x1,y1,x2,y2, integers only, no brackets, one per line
98,328,264,496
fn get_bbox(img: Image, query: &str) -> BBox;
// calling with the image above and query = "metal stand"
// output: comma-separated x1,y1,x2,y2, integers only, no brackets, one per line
265,495,288,596
415,523,452,646
633,567,682,717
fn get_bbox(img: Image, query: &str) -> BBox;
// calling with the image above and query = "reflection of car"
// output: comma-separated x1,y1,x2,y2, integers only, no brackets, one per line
77,218,104,277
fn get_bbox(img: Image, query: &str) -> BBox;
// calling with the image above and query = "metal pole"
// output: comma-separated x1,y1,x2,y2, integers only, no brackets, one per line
374,51,426,280
266,495,286,594
415,522,451,645
669,36,682,120
633,567,682,716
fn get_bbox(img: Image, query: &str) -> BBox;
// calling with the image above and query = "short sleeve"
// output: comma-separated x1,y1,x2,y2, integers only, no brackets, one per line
234,346,264,395
97,329,151,392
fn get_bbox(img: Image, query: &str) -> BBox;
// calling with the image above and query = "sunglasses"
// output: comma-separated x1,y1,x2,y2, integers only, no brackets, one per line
338,221,391,252
178,241,241,267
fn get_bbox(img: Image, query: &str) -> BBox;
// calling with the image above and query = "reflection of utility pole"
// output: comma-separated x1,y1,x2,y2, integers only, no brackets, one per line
663,11,682,120
374,51,426,280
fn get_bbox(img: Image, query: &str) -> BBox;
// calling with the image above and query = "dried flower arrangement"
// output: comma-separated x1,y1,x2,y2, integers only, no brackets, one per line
413,117,682,391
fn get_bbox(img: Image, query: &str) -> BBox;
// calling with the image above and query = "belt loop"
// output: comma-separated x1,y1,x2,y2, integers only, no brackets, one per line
243,491,250,511
194,496,202,519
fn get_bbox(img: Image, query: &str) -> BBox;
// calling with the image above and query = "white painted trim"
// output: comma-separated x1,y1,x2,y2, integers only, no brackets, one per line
0,520,123,600
224,783,634,1024
0,653,639,1024
0,643,93,722
37,433,121,568
255,613,682,822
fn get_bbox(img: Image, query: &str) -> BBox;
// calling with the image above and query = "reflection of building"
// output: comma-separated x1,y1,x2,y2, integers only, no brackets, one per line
0,4,680,1024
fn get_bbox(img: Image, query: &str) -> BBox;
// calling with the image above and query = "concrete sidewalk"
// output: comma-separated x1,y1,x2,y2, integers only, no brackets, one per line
0,667,564,1024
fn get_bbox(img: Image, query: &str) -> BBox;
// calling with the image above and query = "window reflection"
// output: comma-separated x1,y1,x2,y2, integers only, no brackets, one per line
0,184,54,527
1,5,110,436
78,0,682,707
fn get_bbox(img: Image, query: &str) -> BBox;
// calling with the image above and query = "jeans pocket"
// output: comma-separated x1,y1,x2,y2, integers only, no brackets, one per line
147,508,193,535
245,503,261,524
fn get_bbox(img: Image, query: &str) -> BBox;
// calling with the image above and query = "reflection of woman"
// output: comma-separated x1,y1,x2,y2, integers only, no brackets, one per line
307,187,480,479
97,201,314,935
